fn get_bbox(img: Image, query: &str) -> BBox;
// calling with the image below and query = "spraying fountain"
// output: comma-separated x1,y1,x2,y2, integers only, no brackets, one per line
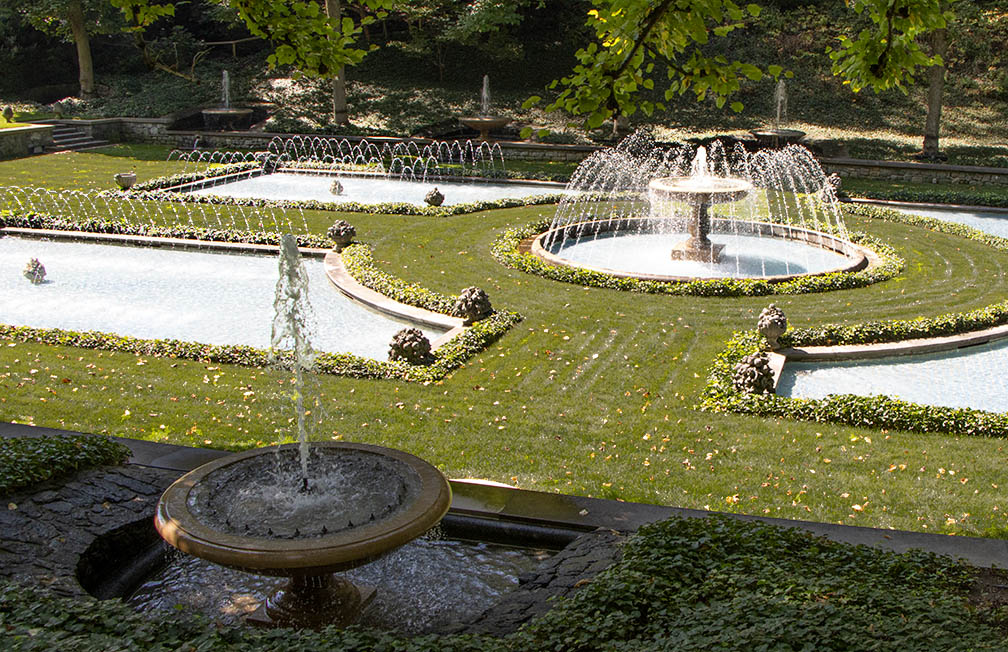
751,80,806,149
459,75,510,141
202,70,253,131
154,234,451,628
528,132,869,282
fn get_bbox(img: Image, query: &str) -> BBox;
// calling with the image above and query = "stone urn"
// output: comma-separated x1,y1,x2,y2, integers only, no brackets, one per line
757,304,787,350
388,328,435,365
327,220,356,250
732,352,775,395
425,188,445,207
452,286,492,325
113,172,137,190
23,258,46,284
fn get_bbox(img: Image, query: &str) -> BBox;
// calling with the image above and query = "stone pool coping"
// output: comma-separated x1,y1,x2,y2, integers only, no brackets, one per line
2,422,1004,570
773,322,1008,364
323,249,465,349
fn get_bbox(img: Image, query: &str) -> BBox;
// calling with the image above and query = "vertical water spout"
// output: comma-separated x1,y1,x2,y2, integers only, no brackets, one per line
222,70,231,109
773,79,787,130
272,234,317,483
480,74,490,116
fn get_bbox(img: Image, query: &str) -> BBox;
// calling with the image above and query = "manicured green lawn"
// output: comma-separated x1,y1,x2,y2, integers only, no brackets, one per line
1,150,1006,539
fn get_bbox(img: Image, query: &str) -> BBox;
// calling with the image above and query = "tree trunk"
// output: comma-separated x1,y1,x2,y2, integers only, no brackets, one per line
66,0,95,98
922,27,948,159
325,0,349,125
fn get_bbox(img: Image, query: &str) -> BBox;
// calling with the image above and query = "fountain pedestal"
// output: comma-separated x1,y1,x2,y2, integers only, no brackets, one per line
648,176,752,264
670,201,726,262
247,574,376,629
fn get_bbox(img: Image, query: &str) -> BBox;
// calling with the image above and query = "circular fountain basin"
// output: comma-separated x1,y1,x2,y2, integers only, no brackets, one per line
530,217,870,282
155,442,452,577
648,176,753,204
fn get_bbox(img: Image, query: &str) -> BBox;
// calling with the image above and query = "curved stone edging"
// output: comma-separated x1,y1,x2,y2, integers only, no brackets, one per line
779,322,1008,363
323,249,465,350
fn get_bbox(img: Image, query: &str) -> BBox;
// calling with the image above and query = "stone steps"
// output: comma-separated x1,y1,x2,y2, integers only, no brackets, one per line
44,123,110,152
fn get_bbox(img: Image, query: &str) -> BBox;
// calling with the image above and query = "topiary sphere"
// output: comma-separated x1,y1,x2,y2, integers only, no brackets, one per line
732,352,775,395
327,220,356,249
388,328,434,365
452,286,492,325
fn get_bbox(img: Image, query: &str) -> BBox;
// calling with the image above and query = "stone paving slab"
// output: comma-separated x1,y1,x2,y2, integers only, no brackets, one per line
0,464,178,597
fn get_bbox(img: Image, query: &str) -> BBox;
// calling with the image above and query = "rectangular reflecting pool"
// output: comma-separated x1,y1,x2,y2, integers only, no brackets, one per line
0,236,446,359
188,172,564,206
777,338,1008,413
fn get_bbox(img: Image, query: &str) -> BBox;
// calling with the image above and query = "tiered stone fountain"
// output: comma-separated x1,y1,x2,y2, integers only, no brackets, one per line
153,235,451,629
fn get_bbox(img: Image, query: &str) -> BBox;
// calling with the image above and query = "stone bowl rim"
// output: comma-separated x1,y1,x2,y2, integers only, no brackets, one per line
155,441,452,576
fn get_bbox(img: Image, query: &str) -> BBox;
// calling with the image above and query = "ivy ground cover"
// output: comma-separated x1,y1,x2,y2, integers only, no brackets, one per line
0,150,1007,538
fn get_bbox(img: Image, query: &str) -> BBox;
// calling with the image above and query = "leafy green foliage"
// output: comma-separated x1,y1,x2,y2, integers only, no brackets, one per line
491,217,903,297
0,209,333,248
0,434,130,496
521,515,1004,651
538,0,776,128
2,516,1003,650
829,0,955,93
230,0,394,79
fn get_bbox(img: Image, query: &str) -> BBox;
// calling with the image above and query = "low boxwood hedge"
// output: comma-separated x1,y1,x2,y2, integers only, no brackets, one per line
845,201,1008,252
0,434,130,496
130,162,262,192
1,515,1003,650
0,212,521,382
491,217,902,297
0,209,332,249
701,313,1008,437
850,187,1008,210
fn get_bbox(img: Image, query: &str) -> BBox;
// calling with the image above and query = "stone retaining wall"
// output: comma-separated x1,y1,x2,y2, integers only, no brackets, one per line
0,124,53,159
821,157,1008,187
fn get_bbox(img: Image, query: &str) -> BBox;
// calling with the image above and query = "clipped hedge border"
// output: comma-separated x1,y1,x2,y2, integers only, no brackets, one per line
850,188,1008,210
0,213,521,382
1,434,131,496
845,201,1008,252
0,210,332,249
700,311,1008,438
129,161,262,192
491,217,902,297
